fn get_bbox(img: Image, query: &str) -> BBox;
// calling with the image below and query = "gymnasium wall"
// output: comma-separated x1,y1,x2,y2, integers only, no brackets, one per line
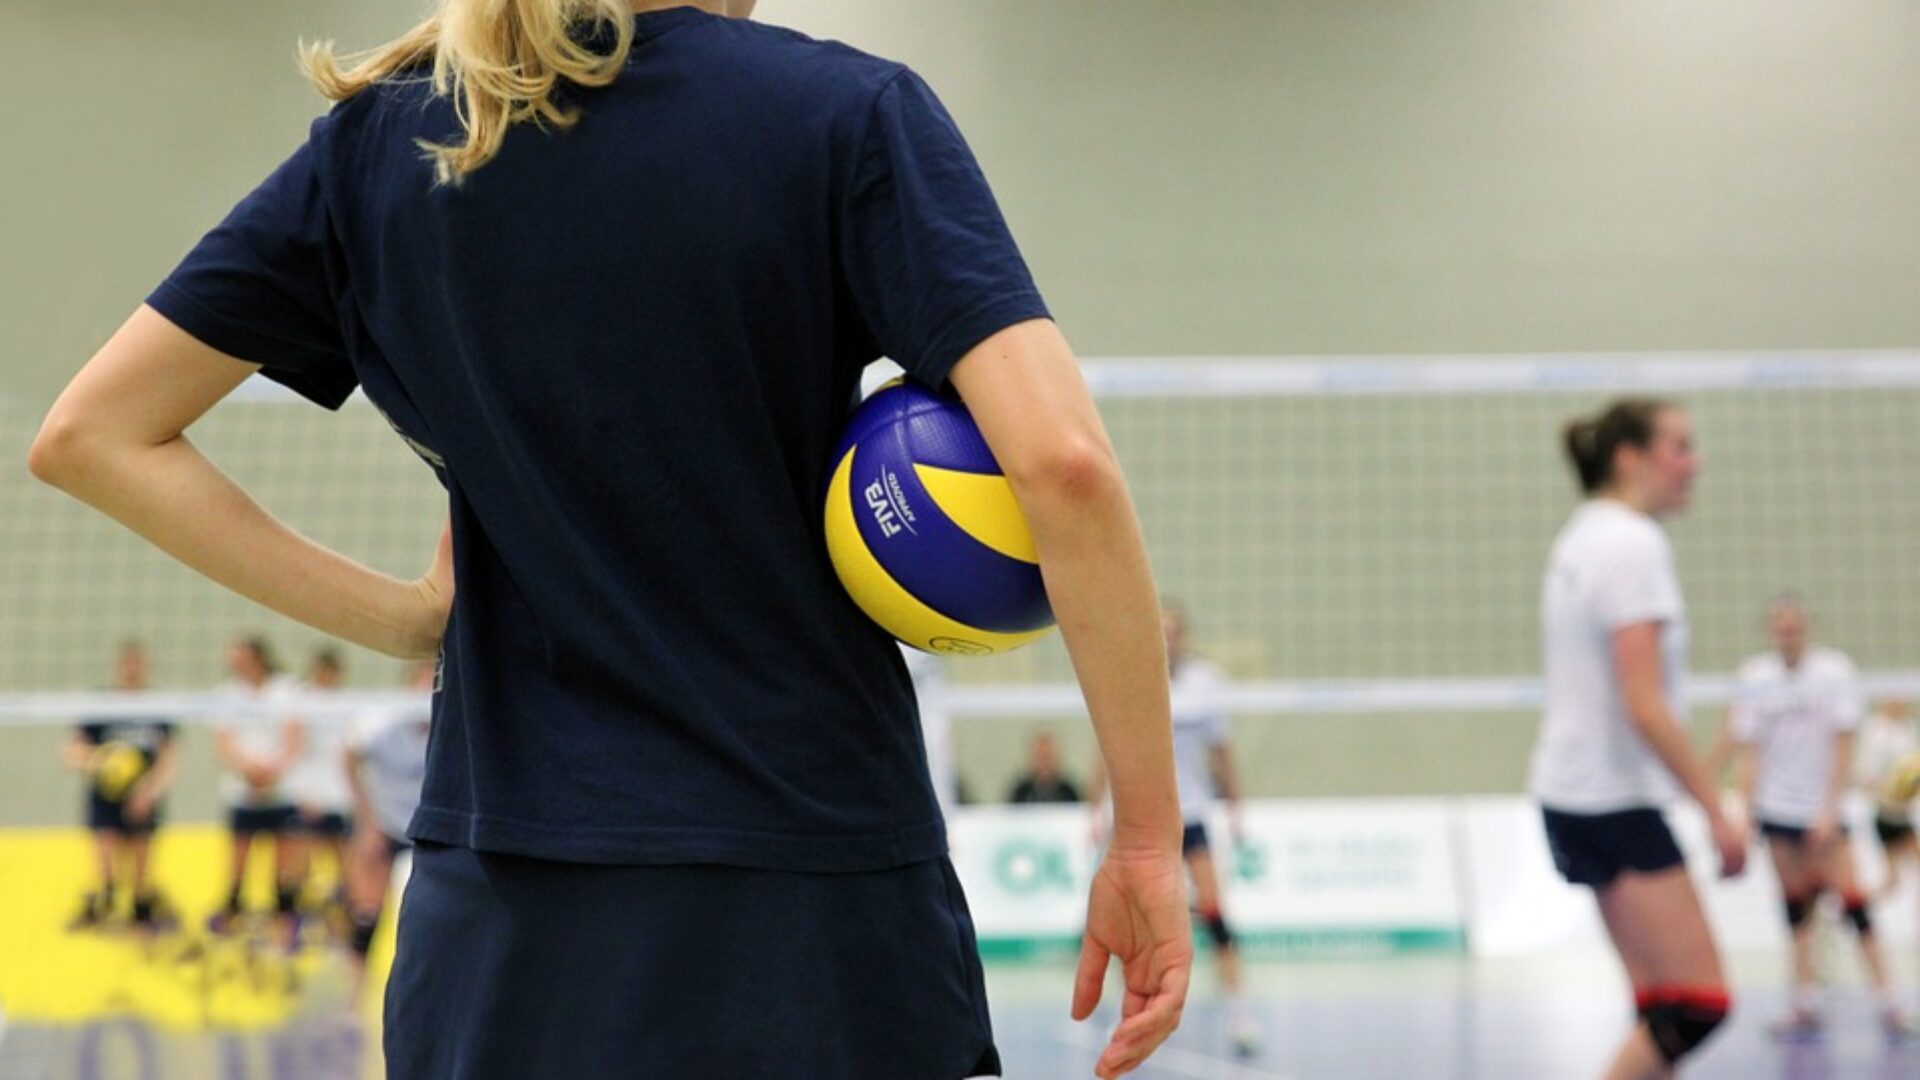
3,1,1918,819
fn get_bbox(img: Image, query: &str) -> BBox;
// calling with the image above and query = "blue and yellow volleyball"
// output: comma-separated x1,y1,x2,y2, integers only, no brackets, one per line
825,379,1055,656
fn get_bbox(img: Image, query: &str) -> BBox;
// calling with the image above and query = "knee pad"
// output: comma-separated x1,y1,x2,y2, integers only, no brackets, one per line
1205,907,1236,941
1636,987,1731,1064
274,885,299,915
350,912,380,957
1783,894,1815,928
1843,895,1873,935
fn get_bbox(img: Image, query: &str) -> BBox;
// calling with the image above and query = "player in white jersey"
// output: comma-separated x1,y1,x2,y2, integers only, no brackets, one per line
285,647,356,936
1528,400,1742,1078
344,659,435,996
1088,601,1255,1056
1854,699,1919,898
210,635,307,939
1730,598,1910,1038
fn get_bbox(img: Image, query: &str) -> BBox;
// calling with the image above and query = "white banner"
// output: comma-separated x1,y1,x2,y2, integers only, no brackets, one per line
947,799,1465,957
950,796,1920,959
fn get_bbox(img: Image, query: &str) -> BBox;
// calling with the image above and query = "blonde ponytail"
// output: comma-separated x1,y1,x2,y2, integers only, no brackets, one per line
298,0,639,186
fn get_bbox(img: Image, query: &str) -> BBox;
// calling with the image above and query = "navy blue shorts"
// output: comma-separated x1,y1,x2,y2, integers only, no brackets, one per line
228,803,298,835
384,842,1000,1079
1876,816,1914,846
1180,822,1210,855
86,793,161,836
1541,806,1685,889
292,810,353,838
1759,819,1850,846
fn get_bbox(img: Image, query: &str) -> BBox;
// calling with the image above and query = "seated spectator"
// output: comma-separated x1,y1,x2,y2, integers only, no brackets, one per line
1007,732,1081,804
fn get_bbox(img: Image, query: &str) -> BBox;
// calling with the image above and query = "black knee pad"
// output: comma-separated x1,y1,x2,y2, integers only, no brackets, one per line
1844,899,1873,935
1201,910,1233,948
1637,988,1731,1064
274,885,300,915
1783,895,1815,928
350,912,380,957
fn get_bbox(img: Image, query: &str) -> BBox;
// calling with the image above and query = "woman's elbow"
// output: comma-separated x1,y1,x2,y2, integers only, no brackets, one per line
1007,439,1124,505
26,414,90,487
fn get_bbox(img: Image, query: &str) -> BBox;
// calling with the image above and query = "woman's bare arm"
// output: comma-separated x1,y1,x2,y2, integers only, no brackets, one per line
28,305,450,659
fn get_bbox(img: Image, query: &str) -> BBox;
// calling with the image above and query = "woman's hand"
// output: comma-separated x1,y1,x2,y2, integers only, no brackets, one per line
391,521,454,659
1709,810,1749,878
1072,842,1192,1078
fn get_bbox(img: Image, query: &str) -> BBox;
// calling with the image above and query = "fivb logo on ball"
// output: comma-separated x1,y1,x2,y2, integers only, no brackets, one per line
825,379,1057,656
864,467,918,538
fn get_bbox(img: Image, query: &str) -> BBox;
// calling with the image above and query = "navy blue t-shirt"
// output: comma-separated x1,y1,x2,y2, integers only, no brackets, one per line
146,6,1049,871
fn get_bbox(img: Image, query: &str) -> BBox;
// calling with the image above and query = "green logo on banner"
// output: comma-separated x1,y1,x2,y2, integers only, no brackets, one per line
1233,839,1267,884
994,840,1074,895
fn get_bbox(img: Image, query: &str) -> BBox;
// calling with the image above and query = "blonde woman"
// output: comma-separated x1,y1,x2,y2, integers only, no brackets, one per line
1530,400,1745,1079
28,2,1189,1078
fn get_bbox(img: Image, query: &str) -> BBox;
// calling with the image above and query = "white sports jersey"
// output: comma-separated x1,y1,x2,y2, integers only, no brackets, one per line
1529,499,1688,813
215,675,305,807
1732,646,1863,827
348,701,432,840
284,686,353,814
900,646,956,818
1171,657,1230,824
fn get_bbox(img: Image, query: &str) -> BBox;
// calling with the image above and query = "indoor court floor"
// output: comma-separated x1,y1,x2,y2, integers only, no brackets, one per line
3,949,1917,1079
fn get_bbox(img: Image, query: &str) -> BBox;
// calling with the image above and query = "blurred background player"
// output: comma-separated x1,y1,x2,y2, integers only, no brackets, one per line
1854,699,1919,899
62,639,179,930
343,659,434,998
1008,731,1083,804
1089,599,1256,1056
1530,400,1742,1079
1730,596,1912,1039
285,646,356,937
210,635,306,941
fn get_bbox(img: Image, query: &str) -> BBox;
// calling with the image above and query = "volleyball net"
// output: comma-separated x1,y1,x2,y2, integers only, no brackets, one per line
2,350,1918,727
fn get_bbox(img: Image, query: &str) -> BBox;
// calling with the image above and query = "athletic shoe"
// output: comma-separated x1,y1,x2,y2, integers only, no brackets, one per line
1767,1009,1825,1042
1230,1018,1261,1058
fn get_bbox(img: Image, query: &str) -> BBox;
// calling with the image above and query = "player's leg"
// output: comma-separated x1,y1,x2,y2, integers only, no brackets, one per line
343,831,396,996
1764,829,1822,1036
1876,817,1917,900
70,823,119,929
273,813,305,950
1825,833,1912,1035
320,822,352,939
125,829,156,929
217,808,256,932
1184,825,1256,1055
1596,866,1732,1080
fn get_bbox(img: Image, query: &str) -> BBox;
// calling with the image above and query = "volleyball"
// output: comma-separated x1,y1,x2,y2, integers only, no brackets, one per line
824,379,1056,656
1886,750,1920,807
90,742,147,802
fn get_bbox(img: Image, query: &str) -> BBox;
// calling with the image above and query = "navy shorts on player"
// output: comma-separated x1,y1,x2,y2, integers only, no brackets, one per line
1876,815,1914,846
1759,819,1850,846
229,804,298,834
1180,822,1211,855
87,793,161,836
386,842,999,1080
1541,806,1685,888
293,810,353,839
